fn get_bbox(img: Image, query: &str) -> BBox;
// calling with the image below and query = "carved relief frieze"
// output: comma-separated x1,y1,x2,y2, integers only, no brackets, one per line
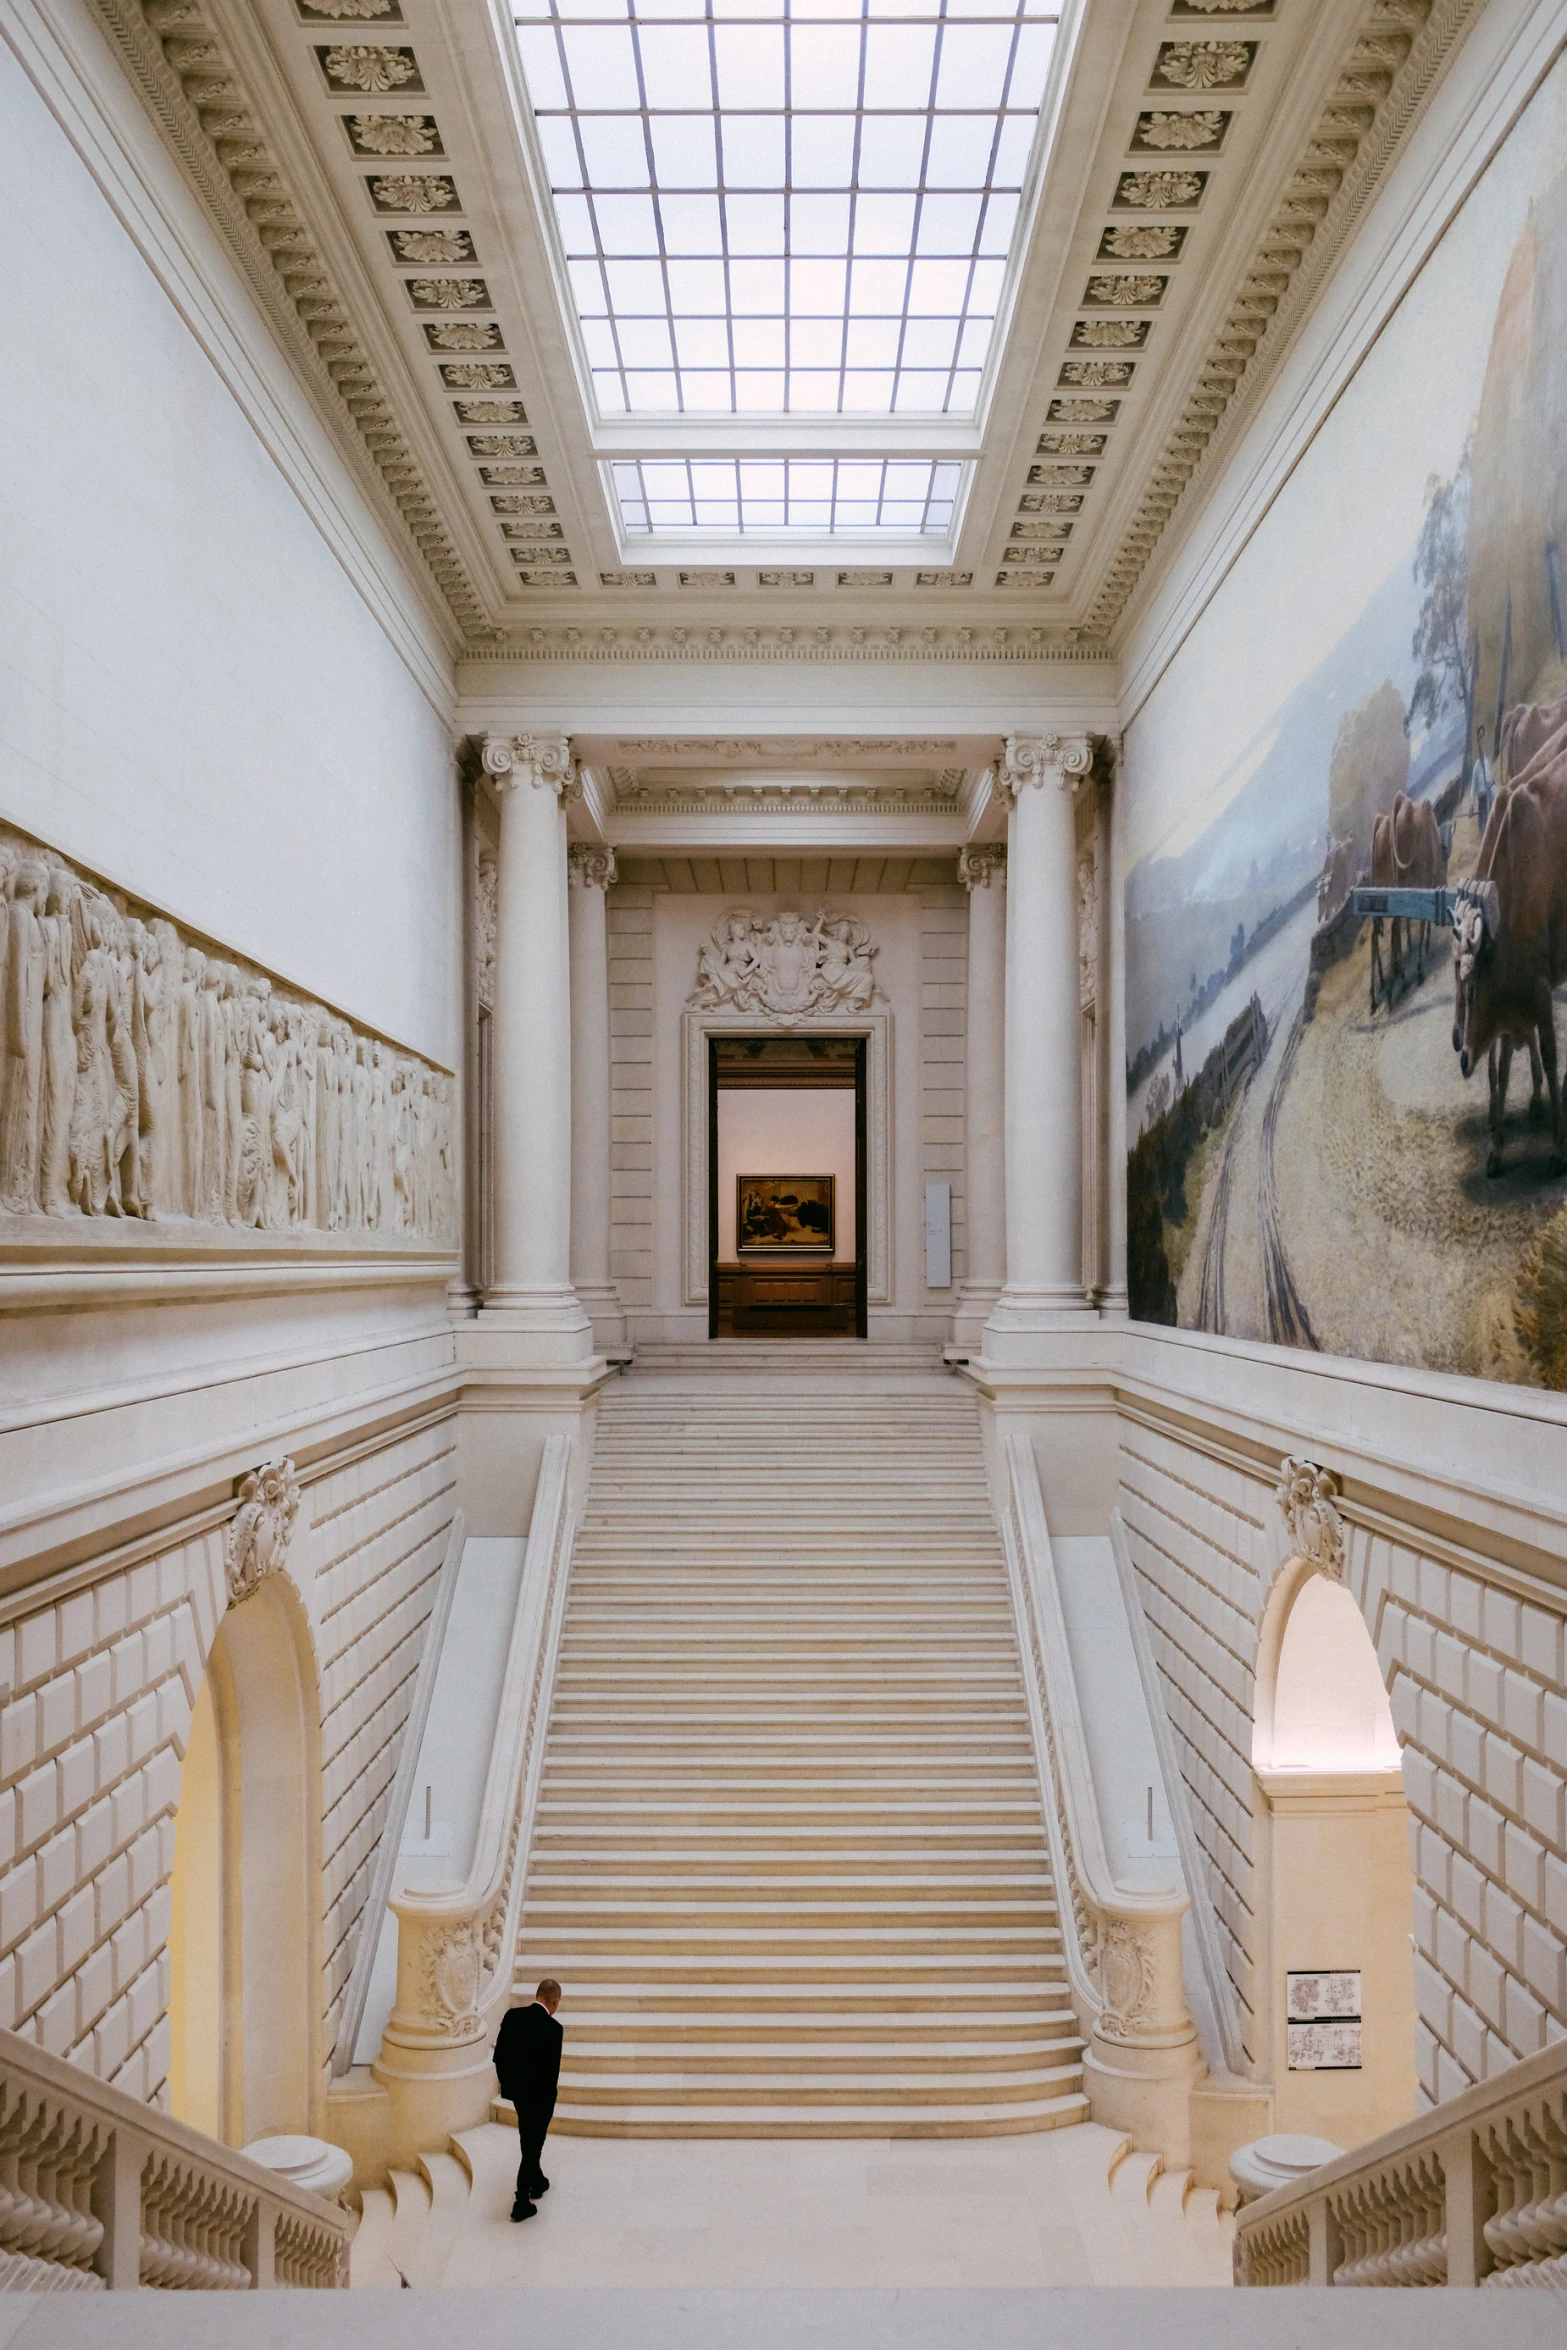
687,909,881,1026
0,828,455,1243
225,1458,301,1604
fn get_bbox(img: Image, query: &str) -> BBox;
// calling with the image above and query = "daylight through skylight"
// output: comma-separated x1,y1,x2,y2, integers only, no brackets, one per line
512,0,1061,419
610,456,963,531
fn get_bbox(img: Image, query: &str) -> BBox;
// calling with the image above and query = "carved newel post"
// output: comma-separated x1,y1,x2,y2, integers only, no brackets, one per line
567,844,627,1355
983,735,1100,1356
952,845,1006,1353
478,734,595,1364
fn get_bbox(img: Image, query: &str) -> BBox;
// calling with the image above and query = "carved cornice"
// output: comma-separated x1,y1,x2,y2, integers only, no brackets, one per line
1002,735,1095,794
460,631,1116,664
1088,0,1479,636
482,732,575,795
96,0,491,635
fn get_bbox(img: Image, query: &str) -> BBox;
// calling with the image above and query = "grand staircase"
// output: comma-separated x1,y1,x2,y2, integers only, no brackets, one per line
508,1345,1089,2139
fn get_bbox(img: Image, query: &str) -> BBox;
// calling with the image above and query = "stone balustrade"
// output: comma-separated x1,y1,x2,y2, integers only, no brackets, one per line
1235,2036,1567,2286
999,1430,1202,2161
372,1435,576,2163
0,2026,348,2290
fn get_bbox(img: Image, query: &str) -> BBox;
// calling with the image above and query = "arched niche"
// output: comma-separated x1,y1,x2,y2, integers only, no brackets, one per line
1250,1555,1416,2151
168,1571,323,2146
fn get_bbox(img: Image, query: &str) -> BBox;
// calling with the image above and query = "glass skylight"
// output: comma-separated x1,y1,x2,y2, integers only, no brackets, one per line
610,455,963,531
512,0,1061,418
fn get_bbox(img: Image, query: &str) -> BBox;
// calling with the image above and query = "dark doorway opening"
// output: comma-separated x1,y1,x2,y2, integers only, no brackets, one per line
708,1035,868,1340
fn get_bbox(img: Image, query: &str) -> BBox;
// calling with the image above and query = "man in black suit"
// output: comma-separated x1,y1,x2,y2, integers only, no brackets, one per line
493,1977,563,2221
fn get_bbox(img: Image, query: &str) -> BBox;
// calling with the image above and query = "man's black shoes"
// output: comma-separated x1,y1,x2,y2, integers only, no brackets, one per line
511,2199,537,2221
532,2176,550,2195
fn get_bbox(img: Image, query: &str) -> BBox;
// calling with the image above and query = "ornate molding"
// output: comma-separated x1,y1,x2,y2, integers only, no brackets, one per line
474,849,497,1014
686,908,881,1026
95,0,490,636
224,1457,301,1604
958,845,1007,890
1077,847,1100,1012
1088,0,1479,634
481,733,575,796
1002,735,1095,794
567,844,617,890
1276,1455,1348,1581
458,634,1117,665
419,1921,482,2036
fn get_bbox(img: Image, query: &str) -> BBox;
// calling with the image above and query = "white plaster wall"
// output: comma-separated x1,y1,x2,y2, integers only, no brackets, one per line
717,1092,856,1262
0,35,458,1065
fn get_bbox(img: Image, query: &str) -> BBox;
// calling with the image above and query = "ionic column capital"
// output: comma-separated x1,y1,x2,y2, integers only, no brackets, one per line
1002,734,1095,796
482,732,576,798
567,843,617,890
958,845,1006,890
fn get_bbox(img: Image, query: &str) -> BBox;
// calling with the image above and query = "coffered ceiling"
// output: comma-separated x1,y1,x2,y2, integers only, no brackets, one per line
103,0,1478,654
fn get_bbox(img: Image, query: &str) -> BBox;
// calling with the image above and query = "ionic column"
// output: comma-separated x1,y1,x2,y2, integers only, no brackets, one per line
951,843,1007,1354
568,843,627,1355
478,733,594,1362
982,733,1099,1353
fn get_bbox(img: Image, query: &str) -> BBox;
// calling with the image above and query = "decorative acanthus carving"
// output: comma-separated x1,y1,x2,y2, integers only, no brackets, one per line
474,850,497,1014
1077,848,1100,1010
0,829,455,1241
687,909,881,1026
957,845,1006,890
481,733,576,798
225,1459,301,1605
567,844,617,891
420,1921,482,2035
1097,1919,1158,2041
1002,735,1095,795
1276,1456,1347,1580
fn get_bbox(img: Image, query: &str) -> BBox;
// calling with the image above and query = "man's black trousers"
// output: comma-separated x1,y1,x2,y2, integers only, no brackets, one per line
513,2099,553,2205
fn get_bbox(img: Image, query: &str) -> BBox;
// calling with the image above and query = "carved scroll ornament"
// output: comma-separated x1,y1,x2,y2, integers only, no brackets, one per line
957,845,1006,890
225,1459,301,1605
1276,1456,1347,1581
687,907,881,1027
1003,735,1095,795
0,828,455,1242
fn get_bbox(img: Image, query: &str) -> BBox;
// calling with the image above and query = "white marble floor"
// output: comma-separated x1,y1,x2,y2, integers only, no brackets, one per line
409,2123,1234,2290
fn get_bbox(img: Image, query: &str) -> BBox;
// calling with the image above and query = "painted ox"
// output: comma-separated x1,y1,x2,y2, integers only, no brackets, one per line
1369,792,1446,1010
1317,835,1356,925
1451,754,1567,1178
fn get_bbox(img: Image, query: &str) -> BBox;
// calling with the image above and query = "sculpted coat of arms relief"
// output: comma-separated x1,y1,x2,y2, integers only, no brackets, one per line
688,909,881,1026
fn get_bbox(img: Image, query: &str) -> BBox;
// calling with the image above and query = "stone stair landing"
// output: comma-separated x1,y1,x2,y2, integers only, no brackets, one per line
510,1349,1089,2140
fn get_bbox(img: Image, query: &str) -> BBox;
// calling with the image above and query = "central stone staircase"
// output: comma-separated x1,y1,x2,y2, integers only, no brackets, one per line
509,1346,1089,2139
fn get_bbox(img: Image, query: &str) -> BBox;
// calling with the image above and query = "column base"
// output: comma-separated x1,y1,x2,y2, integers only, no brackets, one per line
575,1281,632,1361
947,1280,1003,1358
474,1285,599,1370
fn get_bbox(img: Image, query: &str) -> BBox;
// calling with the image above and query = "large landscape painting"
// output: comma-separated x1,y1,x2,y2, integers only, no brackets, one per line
1124,57,1567,1386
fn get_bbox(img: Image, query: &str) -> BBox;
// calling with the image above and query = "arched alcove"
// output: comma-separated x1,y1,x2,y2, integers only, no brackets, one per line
168,1573,323,2145
1251,1560,1416,2151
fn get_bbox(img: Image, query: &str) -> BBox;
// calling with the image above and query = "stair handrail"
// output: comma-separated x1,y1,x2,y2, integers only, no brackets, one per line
1235,2034,1567,2287
0,2025,348,2290
331,1507,467,2076
998,1431,1199,2121
378,1434,576,2083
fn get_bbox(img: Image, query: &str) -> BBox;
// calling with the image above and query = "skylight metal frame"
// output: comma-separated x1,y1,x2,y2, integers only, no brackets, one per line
608,453,966,542
501,0,1082,457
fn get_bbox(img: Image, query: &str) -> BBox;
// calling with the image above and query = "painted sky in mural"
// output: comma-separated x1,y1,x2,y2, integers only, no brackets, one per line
1124,55,1567,1388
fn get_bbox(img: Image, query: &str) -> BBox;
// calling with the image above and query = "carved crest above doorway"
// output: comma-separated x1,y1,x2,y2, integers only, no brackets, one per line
687,908,881,1027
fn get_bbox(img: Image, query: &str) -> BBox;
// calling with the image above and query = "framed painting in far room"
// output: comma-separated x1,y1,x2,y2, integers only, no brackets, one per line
736,1175,835,1254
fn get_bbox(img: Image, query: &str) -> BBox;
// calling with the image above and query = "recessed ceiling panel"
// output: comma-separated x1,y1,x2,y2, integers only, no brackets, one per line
511,0,1061,420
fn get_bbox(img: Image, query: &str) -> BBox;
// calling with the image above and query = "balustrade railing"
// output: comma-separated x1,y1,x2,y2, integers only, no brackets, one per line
997,1432,1201,2160
373,1433,576,2157
0,2028,347,2291
1235,2037,1567,2286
